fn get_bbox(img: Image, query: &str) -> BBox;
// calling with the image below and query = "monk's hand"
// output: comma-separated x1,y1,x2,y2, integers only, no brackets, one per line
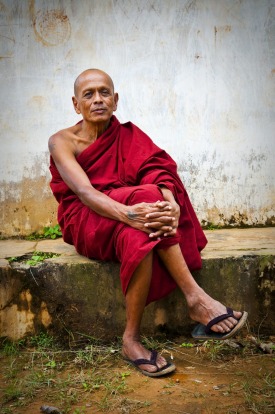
144,200,180,238
125,202,168,233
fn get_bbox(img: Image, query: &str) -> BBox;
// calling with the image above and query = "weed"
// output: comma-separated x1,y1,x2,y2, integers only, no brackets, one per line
26,251,60,266
7,256,19,263
26,225,62,240
0,338,26,355
180,342,193,348
45,359,57,368
1,408,13,414
72,408,86,414
163,380,177,389
73,345,115,367
117,398,151,412
141,335,169,351
242,371,275,413
7,251,60,266
2,381,24,404
43,225,62,239
2,360,20,380
264,372,275,388
120,371,131,380
202,221,222,230
196,340,244,361
28,332,56,350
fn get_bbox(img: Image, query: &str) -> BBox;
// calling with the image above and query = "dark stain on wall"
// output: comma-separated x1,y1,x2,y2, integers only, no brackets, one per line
29,0,71,47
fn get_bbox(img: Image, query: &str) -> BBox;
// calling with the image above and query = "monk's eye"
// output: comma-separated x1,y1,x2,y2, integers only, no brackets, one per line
101,89,110,96
84,91,92,98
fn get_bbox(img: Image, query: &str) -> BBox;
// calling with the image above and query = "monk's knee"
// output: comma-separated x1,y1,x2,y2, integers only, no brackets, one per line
128,184,164,204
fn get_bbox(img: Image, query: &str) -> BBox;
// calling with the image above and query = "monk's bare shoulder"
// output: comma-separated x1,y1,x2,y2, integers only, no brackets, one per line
48,125,78,155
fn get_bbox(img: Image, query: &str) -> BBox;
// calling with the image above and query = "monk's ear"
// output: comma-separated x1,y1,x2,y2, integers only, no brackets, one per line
72,96,81,114
113,93,119,112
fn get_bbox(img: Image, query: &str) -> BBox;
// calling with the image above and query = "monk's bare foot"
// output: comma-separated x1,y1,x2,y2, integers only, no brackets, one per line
122,336,168,374
187,289,243,333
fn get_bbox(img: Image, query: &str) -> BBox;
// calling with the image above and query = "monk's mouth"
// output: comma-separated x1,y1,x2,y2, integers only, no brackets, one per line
92,108,106,113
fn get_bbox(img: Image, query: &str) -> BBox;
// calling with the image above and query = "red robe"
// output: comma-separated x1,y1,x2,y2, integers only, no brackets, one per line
49,116,207,304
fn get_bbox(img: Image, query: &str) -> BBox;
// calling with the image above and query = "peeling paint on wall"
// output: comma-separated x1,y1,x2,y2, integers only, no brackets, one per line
0,177,57,237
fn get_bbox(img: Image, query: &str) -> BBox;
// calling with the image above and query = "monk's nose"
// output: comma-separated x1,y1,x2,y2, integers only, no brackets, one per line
93,90,102,103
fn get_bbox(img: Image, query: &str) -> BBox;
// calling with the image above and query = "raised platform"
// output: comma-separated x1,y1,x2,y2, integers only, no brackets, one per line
0,228,274,341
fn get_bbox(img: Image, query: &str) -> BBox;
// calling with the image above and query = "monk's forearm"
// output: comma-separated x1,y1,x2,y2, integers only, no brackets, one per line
76,186,128,222
160,187,176,203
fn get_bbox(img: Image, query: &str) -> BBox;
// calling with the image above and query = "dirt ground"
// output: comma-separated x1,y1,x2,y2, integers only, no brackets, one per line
0,334,274,414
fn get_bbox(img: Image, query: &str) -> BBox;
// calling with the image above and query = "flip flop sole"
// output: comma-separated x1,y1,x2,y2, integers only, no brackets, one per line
124,357,176,377
140,363,176,377
191,311,248,340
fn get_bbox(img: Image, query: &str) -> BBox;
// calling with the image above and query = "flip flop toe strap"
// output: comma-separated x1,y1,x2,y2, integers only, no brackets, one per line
205,307,234,334
132,350,158,367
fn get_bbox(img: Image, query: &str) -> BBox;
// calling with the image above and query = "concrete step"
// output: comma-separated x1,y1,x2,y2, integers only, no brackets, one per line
0,228,274,341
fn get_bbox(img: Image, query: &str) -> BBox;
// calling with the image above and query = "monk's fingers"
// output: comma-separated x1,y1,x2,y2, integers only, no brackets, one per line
146,211,175,219
148,225,174,234
132,202,172,218
154,201,172,209
148,226,177,238
144,220,174,230
148,229,164,238
163,228,177,237
142,205,168,216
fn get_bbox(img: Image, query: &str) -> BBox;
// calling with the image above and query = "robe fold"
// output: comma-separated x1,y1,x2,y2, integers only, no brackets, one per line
49,116,207,304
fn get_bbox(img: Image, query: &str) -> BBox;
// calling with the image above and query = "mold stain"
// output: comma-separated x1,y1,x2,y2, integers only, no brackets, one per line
40,301,52,328
154,308,168,326
0,1,6,12
28,95,48,110
202,209,275,228
0,289,35,340
29,0,71,47
214,25,232,45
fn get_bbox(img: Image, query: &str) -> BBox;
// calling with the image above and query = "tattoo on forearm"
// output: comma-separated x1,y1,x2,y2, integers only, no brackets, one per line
127,211,138,220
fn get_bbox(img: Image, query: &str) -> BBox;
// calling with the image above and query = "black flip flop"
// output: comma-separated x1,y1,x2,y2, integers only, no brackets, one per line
191,308,248,340
124,349,176,377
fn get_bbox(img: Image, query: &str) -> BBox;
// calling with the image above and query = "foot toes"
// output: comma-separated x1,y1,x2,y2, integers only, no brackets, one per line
156,355,168,369
213,313,241,332
233,311,242,319
215,322,230,333
139,364,158,373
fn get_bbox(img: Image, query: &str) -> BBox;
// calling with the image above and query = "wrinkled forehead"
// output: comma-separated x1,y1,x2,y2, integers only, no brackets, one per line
74,70,114,96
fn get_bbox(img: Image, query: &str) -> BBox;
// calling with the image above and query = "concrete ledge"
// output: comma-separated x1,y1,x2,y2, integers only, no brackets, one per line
0,228,274,341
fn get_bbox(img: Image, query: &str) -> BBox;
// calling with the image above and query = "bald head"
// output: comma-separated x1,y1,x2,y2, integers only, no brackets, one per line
72,68,119,122
74,69,115,97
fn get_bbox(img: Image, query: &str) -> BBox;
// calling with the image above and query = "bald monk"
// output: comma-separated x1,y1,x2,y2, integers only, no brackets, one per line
49,69,248,377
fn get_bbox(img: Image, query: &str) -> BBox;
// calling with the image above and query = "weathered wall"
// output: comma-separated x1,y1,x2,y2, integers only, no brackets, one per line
0,0,274,236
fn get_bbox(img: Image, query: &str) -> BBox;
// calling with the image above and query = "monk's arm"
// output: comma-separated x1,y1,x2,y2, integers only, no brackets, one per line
48,135,174,234
49,135,132,221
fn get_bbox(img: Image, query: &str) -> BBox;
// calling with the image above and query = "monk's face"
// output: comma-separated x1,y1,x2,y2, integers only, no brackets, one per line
72,70,118,124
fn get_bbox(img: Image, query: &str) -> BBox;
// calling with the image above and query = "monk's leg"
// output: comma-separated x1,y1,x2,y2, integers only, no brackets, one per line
157,244,242,333
122,251,168,373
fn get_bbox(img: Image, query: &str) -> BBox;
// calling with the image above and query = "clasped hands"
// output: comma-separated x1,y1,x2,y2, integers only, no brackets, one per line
125,200,180,238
